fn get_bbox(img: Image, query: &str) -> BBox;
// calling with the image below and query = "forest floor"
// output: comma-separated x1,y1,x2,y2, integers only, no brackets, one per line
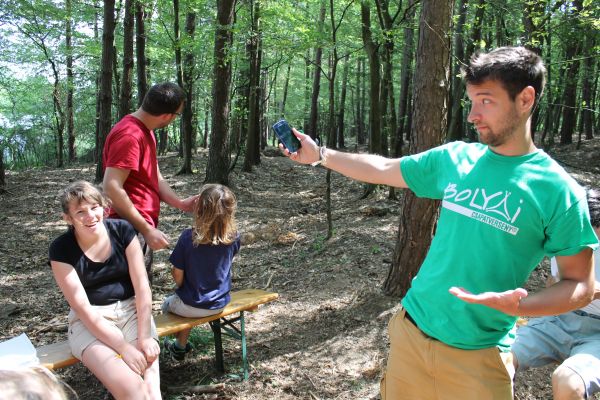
1,136,599,400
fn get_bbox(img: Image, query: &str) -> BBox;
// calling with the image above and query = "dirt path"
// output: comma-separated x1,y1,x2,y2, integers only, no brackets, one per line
1,139,599,399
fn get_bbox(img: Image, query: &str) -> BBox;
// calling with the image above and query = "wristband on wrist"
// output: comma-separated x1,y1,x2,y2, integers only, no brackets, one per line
311,145,328,167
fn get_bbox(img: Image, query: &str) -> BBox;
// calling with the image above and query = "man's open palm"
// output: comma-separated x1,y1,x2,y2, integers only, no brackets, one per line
449,287,528,316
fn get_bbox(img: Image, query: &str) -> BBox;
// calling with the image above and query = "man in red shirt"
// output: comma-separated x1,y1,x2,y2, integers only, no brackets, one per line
102,82,197,281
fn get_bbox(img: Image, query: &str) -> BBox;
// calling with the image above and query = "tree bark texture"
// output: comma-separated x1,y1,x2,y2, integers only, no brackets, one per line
447,0,467,141
307,2,326,141
559,0,583,145
66,0,75,162
385,0,454,297
361,1,381,155
337,56,349,148
94,0,116,182
135,0,148,106
206,0,235,185
395,1,416,155
243,0,262,171
118,0,134,120
178,9,196,175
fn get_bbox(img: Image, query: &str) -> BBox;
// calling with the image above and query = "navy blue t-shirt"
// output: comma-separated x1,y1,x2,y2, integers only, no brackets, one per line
48,219,137,305
170,228,241,309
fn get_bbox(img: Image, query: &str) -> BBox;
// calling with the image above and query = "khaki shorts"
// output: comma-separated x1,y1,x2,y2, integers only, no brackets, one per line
68,297,158,360
380,307,514,400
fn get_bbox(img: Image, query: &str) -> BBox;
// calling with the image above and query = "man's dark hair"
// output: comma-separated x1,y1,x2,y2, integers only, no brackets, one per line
141,82,185,116
587,188,600,228
462,46,546,109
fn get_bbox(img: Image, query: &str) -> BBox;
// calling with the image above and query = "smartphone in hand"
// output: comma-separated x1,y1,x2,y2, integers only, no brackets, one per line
272,119,301,153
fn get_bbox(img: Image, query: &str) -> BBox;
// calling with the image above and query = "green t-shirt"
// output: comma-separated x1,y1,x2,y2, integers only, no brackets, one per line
400,141,598,350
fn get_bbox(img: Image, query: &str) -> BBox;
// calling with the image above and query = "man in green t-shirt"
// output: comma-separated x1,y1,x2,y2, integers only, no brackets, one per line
282,46,597,399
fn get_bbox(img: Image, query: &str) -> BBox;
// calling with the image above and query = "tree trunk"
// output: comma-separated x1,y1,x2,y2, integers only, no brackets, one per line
559,0,583,145
385,0,453,297
447,0,467,141
280,63,291,118
118,0,134,120
395,0,416,156
0,144,5,193
374,0,395,157
206,0,235,185
173,0,184,158
337,56,349,148
135,0,148,106
361,1,381,155
356,57,366,145
307,2,326,141
464,0,485,142
242,0,262,171
304,50,311,131
66,0,75,162
94,0,116,183
326,0,340,149
522,0,546,140
581,34,595,140
178,9,196,175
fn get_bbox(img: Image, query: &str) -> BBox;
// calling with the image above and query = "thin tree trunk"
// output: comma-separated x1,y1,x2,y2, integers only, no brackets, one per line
395,0,416,155
385,0,454,297
118,0,134,119
135,0,148,106
173,0,183,157
464,0,485,142
0,144,5,193
337,56,349,148
95,0,116,182
206,0,235,185
307,2,326,140
581,35,595,140
177,8,196,175
243,0,262,171
361,1,381,155
559,0,583,145
280,64,291,118
66,0,75,162
448,0,467,141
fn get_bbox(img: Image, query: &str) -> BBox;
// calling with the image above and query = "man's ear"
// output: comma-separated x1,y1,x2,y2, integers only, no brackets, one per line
517,86,536,114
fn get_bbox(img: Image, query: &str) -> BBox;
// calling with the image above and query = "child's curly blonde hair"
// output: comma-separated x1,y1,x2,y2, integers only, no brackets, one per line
193,184,237,245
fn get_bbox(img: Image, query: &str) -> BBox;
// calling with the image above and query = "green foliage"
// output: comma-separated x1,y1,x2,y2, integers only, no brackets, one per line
0,0,598,171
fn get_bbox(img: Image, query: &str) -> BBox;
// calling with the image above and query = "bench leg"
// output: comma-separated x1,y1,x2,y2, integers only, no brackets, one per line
209,320,225,373
240,311,248,380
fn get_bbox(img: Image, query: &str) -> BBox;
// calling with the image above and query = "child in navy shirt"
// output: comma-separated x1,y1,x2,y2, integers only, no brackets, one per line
161,184,240,360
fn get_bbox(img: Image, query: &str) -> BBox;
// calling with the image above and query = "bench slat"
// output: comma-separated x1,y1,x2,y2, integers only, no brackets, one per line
156,289,278,336
37,289,278,370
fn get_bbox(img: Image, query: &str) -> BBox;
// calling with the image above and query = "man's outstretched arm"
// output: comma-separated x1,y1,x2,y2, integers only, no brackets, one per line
284,129,409,189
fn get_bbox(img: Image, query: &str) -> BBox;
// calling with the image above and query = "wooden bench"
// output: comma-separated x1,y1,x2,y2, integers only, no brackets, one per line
36,289,279,380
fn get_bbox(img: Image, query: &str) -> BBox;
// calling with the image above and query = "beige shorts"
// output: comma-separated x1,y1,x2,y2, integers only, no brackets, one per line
380,306,514,400
68,297,158,360
161,293,224,318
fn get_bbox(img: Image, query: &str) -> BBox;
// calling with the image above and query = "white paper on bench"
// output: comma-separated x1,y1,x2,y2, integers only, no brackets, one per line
0,333,40,369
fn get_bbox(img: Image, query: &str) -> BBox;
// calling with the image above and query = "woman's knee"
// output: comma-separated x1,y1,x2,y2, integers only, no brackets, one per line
552,365,586,400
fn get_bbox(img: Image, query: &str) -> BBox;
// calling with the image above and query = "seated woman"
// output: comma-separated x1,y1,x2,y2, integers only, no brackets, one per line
48,181,160,400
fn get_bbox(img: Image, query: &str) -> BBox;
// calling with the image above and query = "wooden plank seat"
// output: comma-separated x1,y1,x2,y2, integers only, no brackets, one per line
36,289,279,379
